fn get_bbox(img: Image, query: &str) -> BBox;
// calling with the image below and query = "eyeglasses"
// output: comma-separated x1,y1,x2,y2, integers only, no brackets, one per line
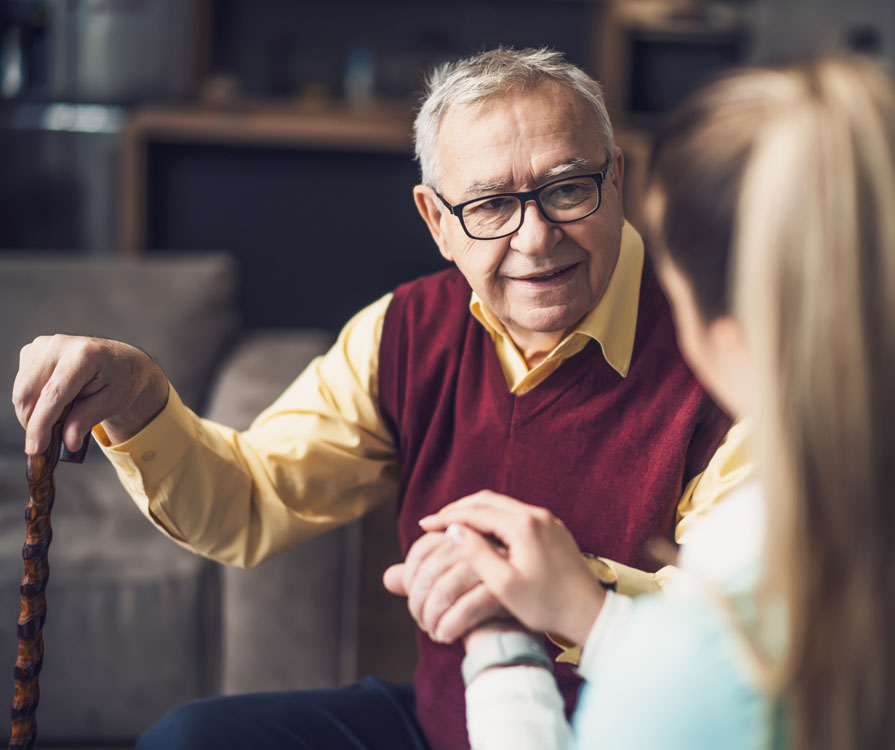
434,157,611,241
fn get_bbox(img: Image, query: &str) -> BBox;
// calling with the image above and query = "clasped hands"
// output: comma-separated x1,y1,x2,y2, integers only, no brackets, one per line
383,490,607,652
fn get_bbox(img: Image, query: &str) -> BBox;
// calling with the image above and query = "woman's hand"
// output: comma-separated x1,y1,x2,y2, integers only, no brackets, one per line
419,490,606,647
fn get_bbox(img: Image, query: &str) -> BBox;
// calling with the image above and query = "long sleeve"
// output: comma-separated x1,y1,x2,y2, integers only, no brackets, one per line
466,484,772,750
466,666,574,750
93,293,398,568
464,594,631,750
570,487,774,750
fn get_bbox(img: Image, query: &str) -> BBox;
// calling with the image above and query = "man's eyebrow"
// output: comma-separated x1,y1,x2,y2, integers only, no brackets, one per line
541,158,594,180
464,158,595,197
466,178,514,195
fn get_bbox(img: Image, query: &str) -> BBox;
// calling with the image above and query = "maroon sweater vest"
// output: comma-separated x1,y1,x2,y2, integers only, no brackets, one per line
378,264,731,750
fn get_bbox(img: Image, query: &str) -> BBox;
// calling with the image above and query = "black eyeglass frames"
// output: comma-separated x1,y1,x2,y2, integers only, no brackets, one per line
434,157,611,240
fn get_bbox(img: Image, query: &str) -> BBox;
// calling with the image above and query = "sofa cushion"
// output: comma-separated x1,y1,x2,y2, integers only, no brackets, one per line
0,253,239,452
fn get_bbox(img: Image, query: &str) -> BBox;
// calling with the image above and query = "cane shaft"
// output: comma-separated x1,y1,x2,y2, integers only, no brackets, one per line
9,411,75,750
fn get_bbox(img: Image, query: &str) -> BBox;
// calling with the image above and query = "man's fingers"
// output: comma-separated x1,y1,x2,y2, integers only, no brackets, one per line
419,560,480,639
62,401,95,453
402,532,447,596
23,362,95,455
15,334,169,453
382,563,407,596
432,583,507,643
406,539,463,627
13,338,60,432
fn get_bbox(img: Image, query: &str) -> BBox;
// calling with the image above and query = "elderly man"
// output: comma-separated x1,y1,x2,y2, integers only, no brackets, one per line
14,48,744,750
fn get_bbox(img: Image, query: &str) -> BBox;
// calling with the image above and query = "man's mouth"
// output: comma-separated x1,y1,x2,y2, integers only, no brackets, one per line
511,264,577,283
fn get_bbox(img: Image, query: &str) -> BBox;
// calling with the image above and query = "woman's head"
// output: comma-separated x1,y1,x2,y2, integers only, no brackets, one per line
733,58,895,750
649,57,895,750
643,71,785,416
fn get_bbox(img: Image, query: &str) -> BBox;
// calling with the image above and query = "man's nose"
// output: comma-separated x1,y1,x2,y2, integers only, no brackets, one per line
509,200,561,255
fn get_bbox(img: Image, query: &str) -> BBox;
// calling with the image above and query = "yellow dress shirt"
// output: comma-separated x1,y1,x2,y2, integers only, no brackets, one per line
95,222,751,591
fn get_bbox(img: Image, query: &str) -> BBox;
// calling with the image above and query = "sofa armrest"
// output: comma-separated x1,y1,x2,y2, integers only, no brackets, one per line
202,329,365,692
206,327,417,693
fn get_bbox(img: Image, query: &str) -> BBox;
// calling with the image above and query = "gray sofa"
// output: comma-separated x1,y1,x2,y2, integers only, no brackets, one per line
0,254,416,747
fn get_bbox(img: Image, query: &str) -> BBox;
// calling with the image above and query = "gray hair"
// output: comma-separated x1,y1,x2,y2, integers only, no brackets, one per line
413,46,615,189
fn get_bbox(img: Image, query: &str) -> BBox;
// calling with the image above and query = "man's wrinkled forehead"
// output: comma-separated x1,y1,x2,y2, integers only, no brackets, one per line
464,157,599,195
436,85,606,197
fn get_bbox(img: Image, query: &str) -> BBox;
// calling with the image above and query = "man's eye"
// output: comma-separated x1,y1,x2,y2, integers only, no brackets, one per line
474,197,514,213
547,184,589,205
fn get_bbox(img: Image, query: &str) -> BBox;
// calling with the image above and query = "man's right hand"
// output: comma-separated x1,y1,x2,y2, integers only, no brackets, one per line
382,531,511,643
13,334,170,456
419,491,607,647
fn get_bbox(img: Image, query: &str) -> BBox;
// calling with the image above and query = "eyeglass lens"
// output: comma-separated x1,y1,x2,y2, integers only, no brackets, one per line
461,176,601,239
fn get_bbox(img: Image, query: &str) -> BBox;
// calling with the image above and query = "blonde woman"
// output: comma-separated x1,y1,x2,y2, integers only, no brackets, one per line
422,57,895,749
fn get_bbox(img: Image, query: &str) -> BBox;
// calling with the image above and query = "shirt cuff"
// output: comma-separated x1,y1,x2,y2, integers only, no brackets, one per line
93,385,198,504
600,557,663,597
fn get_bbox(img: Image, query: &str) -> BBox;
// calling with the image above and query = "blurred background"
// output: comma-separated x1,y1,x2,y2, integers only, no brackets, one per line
1,0,892,332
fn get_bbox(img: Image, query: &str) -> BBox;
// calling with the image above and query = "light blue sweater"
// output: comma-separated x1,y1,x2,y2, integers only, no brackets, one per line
465,483,786,750
573,482,783,750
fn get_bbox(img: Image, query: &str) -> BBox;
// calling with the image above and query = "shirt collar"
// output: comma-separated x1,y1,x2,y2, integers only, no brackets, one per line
469,220,644,378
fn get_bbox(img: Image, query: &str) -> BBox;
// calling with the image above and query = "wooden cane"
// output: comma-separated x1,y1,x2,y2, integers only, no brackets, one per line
10,408,87,750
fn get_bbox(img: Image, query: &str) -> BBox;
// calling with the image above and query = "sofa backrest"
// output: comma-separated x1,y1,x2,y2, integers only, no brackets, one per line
0,253,239,453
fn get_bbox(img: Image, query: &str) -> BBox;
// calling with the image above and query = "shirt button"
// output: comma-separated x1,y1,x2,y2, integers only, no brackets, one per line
141,450,156,463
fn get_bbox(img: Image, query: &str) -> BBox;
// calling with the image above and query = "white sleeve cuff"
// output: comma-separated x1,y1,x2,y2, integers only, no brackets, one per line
466,665,573,750
578,590,634,680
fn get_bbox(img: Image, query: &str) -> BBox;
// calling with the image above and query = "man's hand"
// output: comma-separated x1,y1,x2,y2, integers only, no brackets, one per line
382,531,510,643
13,334,169,456
419,490,607,647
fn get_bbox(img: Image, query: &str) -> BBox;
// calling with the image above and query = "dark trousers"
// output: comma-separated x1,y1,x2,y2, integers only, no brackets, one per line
136,677,431,750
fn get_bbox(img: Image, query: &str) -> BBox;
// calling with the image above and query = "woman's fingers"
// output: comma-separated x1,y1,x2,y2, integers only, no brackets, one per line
446,524,519,603
426,489,530,520
421,502,553,557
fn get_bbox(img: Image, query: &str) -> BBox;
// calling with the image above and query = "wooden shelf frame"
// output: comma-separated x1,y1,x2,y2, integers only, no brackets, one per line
119,101,415,254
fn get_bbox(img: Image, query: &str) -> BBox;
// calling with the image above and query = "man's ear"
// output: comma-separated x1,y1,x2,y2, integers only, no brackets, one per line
413,185,454,262
609,145,626,222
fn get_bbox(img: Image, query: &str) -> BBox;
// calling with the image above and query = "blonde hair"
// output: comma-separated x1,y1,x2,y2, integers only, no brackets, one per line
413,47,613,190
734,58,895,749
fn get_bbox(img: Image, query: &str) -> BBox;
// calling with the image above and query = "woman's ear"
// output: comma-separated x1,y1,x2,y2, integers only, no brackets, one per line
705,313,752,416
413,185,454,262
706,315,746,361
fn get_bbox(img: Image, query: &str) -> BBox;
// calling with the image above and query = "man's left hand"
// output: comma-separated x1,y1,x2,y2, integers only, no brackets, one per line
382,531,510,643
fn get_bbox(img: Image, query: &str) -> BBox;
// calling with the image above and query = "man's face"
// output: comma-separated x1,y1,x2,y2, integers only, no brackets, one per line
414,80,625,353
